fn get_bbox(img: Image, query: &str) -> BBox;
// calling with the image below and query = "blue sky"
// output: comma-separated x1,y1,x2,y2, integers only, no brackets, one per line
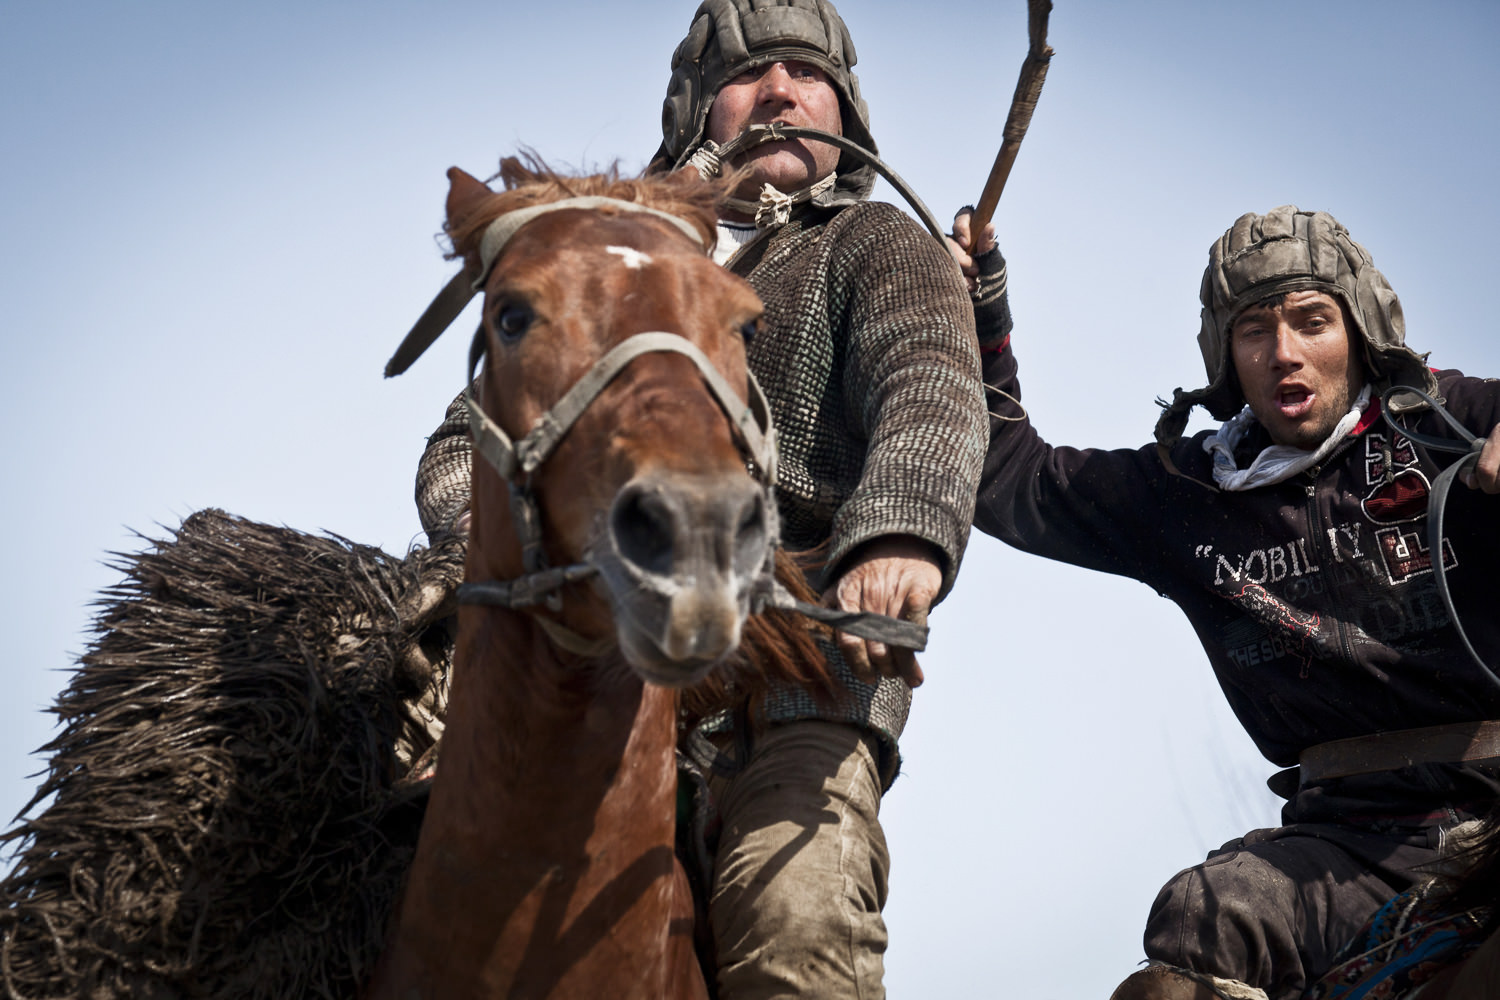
3,2,1498,995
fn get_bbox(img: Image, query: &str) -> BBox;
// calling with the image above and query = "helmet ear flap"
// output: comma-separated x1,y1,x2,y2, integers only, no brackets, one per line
1197,246,1227,379
661,13,714,164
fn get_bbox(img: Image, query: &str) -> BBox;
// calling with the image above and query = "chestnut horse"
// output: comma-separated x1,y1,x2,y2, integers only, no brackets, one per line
364,162,826,1000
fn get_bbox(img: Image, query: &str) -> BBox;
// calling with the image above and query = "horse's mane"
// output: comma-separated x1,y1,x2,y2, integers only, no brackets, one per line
1433,804,1500,925
445,154,730,263
679,549,841,726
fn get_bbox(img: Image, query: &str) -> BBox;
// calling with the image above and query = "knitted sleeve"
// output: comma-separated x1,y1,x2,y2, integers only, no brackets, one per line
414,388,473,541
828,204,986,600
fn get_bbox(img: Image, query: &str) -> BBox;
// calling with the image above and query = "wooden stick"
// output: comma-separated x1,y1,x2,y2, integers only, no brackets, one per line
969,0,1054,240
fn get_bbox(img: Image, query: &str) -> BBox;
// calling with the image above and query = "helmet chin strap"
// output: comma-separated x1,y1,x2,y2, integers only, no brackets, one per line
724,173,839,228
687,127,813,226
687,123,948,243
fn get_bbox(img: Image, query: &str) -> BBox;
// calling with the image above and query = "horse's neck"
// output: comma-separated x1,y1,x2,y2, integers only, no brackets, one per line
370,610,697,1000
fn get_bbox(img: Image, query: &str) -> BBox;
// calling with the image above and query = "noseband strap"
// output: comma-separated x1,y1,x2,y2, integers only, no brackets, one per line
461,326,780,624
464,329,778,488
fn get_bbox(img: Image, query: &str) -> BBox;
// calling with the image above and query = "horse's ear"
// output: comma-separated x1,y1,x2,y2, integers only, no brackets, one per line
445,167,492,230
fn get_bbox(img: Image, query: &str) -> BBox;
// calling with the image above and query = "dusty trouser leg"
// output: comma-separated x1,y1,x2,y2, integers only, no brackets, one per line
1139,829,1419,1000
706,720,889,1000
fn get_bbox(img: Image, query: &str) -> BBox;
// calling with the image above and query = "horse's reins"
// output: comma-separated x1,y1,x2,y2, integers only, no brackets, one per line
1378,384,1498,688
388,195,929,652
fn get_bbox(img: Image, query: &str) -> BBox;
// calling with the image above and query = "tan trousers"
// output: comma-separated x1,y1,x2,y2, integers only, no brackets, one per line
706,720,891,1000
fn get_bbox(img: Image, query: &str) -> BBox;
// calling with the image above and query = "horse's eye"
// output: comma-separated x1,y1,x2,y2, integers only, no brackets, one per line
739,319,759,343
494,302,534,341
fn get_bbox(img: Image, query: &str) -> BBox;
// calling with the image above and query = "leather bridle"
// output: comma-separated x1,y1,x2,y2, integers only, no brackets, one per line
459,325,780,615
388,195,929,652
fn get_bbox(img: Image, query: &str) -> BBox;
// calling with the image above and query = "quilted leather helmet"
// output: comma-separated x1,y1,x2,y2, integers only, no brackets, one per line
651,0,876,201
1156,206,1437,447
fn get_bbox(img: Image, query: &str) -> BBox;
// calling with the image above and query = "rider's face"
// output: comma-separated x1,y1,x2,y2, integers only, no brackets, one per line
1230,290,1367,449
706,60,843,205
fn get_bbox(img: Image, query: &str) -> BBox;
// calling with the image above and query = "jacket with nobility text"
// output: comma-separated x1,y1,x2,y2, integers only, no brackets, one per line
976,342,1500,816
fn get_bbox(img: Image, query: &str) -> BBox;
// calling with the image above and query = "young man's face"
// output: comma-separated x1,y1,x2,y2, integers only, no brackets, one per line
706,59,842,202
1229,290,1367,449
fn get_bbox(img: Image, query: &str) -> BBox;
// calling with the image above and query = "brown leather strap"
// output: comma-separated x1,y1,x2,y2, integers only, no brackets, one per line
1298,720,1500,786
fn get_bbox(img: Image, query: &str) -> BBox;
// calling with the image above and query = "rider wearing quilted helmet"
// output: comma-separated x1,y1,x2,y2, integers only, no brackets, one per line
651,0,878,208
1154,205,1440,454
647,7,995,1000
978,198,1500,999
646,3,1006,998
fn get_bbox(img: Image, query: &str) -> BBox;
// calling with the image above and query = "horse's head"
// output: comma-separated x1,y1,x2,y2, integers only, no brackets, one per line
446,160,776,686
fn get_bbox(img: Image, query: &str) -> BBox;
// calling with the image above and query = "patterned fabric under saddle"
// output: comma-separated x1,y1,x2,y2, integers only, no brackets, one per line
1305,880,1490,1000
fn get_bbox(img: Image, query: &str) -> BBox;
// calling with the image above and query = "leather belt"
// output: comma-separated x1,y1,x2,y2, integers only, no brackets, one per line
1299,720,1500,786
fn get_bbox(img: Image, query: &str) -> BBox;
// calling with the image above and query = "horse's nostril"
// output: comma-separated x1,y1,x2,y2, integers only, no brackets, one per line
733,491,768,575
611,485,676,576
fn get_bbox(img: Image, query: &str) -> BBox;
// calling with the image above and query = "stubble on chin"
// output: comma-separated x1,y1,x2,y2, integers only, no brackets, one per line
1266,391,1355,450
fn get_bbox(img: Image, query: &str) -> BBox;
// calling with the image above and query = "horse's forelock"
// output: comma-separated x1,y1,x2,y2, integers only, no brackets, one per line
445,154,726,264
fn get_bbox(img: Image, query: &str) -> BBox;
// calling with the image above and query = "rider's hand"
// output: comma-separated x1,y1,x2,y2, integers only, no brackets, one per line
1461,423,1500,493
822,535,941,689
945,207,999,293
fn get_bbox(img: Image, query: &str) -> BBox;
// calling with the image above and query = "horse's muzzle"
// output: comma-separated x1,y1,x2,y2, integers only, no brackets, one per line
593,471,772,684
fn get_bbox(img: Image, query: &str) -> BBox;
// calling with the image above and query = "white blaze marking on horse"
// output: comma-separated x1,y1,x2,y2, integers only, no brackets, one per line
606,245,653,270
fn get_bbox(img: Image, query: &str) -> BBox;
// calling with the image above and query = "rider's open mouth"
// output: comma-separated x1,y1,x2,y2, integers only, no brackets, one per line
1276,386,1314,418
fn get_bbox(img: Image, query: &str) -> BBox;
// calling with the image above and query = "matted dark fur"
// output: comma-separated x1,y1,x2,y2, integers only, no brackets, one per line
0,510,464,999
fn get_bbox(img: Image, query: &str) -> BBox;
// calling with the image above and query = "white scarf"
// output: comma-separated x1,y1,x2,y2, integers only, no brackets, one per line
1205,385,1371,491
